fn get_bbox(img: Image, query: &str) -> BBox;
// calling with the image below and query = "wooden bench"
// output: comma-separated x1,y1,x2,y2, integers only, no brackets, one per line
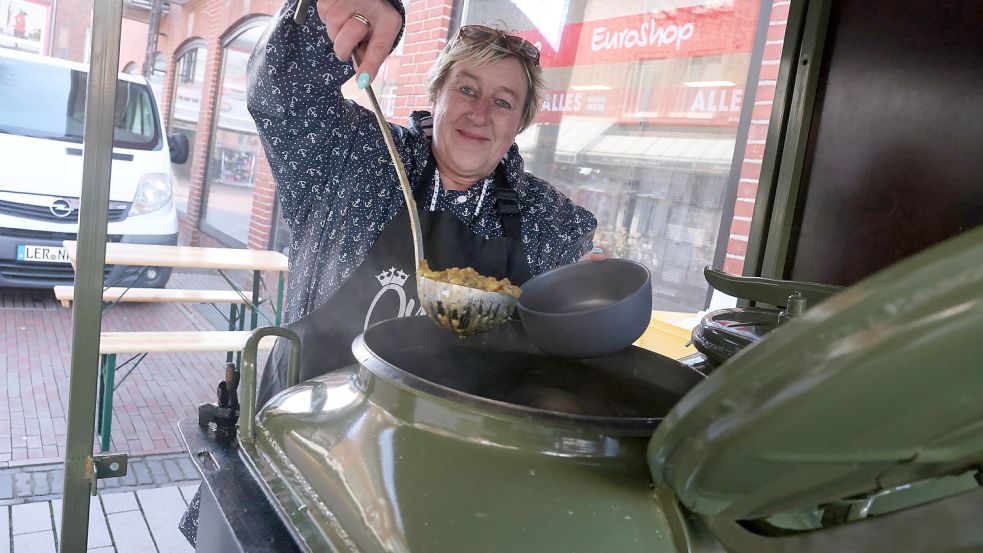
54,285,250,309
99,330,277,354
96,330,278,452
58,242,290,452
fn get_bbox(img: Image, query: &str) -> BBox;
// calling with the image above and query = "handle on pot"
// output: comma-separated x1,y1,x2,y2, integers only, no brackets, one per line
240,326,301,442
704,267,842,309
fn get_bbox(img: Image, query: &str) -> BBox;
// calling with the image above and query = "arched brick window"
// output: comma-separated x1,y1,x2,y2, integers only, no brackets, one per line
169,40,208,213
201,18,269,245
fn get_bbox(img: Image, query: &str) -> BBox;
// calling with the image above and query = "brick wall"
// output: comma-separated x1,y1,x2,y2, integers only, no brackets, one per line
721,0,788,275
248,147,276,250
155,0,281,248
151,0,447,250
392,0,455,121
119,18,151,70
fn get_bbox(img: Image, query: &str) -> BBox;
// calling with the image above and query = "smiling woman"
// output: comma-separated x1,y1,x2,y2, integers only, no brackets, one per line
431,59,529,190
239,0,598,405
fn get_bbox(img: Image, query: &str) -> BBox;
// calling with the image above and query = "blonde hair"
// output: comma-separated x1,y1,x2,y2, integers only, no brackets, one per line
426,26,544,132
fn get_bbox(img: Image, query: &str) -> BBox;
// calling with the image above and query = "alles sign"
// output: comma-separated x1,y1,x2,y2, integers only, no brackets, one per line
535,85,744,126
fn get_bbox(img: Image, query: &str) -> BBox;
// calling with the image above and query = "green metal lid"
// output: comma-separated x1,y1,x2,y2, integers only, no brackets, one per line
648,226,983,521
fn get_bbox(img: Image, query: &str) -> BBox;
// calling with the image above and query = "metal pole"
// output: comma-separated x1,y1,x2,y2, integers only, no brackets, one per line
142,0,165,77
59,0,124,550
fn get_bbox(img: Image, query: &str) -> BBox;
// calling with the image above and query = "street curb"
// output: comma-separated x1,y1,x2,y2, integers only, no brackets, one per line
0,451,200,506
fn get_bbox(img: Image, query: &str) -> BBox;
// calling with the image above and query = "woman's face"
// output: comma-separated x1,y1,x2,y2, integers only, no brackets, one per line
431,57,528,187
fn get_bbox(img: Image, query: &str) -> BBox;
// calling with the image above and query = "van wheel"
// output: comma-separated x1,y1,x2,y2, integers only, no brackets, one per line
139,266,173,288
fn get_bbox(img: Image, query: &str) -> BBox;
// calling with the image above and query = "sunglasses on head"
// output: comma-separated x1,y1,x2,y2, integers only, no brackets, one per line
457,25,541,66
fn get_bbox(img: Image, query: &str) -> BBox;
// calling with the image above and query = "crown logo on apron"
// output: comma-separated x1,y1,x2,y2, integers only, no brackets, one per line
376,267,410,287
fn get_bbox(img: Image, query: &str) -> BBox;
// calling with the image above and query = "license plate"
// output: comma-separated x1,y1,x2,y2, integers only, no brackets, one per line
16,244,71,264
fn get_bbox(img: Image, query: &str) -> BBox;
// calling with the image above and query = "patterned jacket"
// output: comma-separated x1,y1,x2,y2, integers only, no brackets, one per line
247,0,597,322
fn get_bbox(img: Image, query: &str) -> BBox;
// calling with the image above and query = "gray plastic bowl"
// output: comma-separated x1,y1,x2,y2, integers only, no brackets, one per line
518,259,652,358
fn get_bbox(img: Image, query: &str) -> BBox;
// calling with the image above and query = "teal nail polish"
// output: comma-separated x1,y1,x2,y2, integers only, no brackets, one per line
591,247,604,254
356,72,370,89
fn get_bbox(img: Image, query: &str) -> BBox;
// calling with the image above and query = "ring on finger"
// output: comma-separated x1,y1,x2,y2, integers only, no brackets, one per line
350,12,371,29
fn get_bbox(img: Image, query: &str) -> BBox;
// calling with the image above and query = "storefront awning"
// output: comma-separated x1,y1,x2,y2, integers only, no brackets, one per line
553,118,615,163
584,135,736,166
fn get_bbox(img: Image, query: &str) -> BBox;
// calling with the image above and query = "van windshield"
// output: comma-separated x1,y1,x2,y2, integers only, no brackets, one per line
0,57,160,150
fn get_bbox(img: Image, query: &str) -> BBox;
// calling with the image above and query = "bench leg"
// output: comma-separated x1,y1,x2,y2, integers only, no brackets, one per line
251,271,261,330
227,304,237,365
236,304,246,369
97,355,106,434
99,354,117,453
275,271,285,326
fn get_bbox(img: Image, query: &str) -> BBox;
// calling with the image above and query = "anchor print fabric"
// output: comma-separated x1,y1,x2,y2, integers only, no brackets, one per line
248,0,597,323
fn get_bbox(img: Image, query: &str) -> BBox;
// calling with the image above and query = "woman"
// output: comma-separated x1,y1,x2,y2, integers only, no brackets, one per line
249,0,600,406
180,0,598,543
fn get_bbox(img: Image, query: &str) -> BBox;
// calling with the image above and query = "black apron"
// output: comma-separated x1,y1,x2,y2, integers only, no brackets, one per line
256,161,531,407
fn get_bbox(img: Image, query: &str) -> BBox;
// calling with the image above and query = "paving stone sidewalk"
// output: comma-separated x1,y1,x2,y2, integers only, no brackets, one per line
4,482,199,552
0,271,275,467
0,452,200,506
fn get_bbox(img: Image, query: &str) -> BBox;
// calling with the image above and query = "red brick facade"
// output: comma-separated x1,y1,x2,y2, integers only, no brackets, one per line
392,0,454,121
115,0,455,251
721,0,787,275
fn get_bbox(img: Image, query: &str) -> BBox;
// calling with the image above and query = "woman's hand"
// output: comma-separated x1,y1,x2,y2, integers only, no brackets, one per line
581,247,609,262
314,0,402,87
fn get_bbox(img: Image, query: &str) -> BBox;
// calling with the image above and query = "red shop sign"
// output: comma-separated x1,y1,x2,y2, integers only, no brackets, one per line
535,85,744,126
516,1,758,67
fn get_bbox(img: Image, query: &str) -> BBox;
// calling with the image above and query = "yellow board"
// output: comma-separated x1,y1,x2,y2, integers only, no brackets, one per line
633,310,698,360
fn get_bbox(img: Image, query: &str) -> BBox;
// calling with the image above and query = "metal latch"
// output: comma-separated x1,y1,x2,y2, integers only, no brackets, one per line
86,454,128,496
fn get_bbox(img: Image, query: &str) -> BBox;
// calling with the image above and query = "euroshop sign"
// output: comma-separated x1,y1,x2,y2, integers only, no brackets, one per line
589,18,695,53
516,2,756,67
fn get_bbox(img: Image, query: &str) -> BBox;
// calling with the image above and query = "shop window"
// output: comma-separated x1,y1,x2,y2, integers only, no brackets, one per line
684,54,725,84
631,59,667,115
377,80,398,118
178,47,200,82
349,0,411,118
0,1,46,54
202,23,267,245
459,0,782,312
169,42,207,213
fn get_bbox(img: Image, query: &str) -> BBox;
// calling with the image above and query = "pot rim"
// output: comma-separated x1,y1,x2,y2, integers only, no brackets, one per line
351,331,689,437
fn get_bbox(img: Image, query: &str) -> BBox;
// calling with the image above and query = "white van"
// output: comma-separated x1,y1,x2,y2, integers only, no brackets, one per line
0,49,188,288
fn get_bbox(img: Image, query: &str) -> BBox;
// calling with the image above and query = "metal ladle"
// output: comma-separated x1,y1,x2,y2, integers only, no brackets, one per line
354,54,517,336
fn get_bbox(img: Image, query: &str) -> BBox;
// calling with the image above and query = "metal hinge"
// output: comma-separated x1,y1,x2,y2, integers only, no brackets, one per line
86,454,128,496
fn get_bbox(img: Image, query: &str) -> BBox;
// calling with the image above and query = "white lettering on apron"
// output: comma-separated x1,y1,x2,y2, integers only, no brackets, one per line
364,266,426,331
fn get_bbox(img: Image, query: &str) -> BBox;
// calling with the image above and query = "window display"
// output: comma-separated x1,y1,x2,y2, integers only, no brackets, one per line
461,0,759,310
169,43,207,213
203,23,266,244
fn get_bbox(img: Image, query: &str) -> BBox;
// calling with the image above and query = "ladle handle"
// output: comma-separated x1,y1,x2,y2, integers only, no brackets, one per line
352,52,425,269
